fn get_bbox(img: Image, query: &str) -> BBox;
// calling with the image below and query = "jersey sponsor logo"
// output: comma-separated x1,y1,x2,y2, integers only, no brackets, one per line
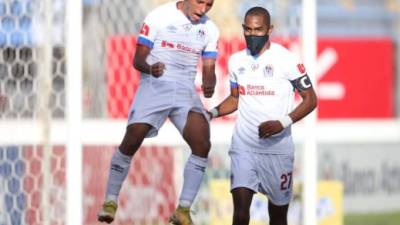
264,64,274,77
140,23,150,36
239,85,246,95
239,84,276,96
297,63,306,74
161,40,175,48
160,40,201,54
246,84,275,96
177,43,201,54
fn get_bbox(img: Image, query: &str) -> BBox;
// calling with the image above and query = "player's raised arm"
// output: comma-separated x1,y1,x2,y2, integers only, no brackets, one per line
201,57,216,98
133,45,165,77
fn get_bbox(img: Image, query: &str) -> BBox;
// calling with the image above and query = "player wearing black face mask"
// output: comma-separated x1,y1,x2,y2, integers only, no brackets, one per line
245,34,269,56
242,7,272,56
207,6,318,225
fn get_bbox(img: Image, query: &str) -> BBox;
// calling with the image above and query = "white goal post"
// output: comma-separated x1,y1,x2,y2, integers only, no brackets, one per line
301,0,317,225
66,0,82,225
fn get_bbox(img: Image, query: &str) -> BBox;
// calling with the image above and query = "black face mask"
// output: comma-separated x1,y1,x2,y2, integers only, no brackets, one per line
245,34,269,56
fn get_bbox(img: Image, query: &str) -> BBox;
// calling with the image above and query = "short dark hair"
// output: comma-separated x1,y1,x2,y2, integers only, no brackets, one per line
245,7,271,26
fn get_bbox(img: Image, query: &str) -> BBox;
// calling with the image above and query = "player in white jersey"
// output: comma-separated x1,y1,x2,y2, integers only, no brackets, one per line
98,1,219,225
208,7,317,225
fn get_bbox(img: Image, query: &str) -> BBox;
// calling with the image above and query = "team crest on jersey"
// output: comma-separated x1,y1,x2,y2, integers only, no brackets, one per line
264,64,274,77
196,28,206,40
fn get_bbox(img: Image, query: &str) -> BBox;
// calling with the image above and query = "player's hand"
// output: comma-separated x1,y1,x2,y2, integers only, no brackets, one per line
149,62,165,78
201,84,215,98
258,120,284,138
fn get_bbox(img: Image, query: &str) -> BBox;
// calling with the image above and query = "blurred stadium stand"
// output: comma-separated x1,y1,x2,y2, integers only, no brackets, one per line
318,0,399,37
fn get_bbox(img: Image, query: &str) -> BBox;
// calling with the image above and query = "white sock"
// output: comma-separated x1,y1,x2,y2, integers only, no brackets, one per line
179,154,208,208
105,149,132,202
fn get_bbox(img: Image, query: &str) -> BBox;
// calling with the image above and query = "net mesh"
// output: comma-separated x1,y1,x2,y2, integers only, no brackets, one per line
1,0,66,224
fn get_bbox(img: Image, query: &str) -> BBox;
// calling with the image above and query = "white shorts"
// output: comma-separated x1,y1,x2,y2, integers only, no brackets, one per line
229,148,294,205
127,78,208,137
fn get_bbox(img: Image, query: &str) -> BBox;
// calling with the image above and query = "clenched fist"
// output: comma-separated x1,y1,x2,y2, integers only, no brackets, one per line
149,62,165,77
201,84,215,98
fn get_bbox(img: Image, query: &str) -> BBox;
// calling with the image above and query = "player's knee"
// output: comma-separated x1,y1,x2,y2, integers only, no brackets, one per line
190,139,211,155
119,140,142,156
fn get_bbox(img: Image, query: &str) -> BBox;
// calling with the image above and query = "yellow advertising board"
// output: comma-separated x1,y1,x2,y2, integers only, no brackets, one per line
317,181,343,225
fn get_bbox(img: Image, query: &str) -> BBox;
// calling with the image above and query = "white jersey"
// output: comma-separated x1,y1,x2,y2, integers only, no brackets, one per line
137,1,219,84
229,43,307,154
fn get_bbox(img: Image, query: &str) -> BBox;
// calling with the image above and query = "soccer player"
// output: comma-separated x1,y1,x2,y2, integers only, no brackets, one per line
97,0,219,224
207,7,317,225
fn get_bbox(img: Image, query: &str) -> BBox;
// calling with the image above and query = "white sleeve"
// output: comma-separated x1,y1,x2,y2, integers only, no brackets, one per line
283,51,307,81
202,22,219,58
228,56,238,87
137,10,159,48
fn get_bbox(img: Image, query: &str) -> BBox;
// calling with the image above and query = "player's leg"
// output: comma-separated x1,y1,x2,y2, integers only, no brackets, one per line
229,148,259,225
119,123,152,155
99,78,172,223
98,123,151,223
180,111,211,204
231,187,254,225
169,110,210,225
268,202,289,225
258,153,294,225
182,110,211,157
105,123,152,199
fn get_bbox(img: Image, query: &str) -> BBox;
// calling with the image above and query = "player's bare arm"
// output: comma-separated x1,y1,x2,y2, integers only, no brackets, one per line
201,58,216,98
208,86,239,120
259,75,317,138
289,88,317,123
133,44,165,77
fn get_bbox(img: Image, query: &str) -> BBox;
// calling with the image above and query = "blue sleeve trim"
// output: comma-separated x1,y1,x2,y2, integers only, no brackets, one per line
137,36,154,48
230,80,238,88
202,51,218,58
